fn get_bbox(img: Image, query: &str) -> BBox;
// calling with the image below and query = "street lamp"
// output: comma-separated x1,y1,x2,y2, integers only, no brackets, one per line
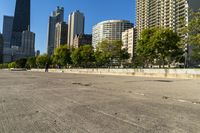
184,45,188,68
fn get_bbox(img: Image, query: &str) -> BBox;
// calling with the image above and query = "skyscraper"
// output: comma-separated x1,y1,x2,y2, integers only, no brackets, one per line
20,30,35,58
11,0,30,47
3,16,14,49
2,16,14,63
68,10,85,48
54,22,68,48
92,20,133,48
47,6,64,56
0,33,3,63
136,0,200,37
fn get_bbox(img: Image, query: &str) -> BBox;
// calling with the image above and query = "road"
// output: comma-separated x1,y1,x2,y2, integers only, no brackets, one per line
0,70,200,133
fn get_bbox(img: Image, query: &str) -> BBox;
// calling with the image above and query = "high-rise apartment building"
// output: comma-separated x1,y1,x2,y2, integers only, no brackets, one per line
54,22,68,48
47,6,64,56
92,20,133,48
20,30,35,58
11,0,30,47
136,0,200,37
122,28,137,60
0,33,3,63
68,10,85,48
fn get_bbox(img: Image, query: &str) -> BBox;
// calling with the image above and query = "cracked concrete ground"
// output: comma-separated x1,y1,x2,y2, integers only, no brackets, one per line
0,70,200,133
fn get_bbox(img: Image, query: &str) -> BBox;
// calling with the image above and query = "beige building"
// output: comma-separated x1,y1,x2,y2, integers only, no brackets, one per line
136,0,200,36
92,20,133,48
54,22,68,48
67,10,85,48
122,28,137,60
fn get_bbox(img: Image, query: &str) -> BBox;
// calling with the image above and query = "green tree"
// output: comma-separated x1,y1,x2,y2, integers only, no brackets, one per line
71,45,94,67
136,28,182,68
188,10,200,62
26,57,36,69
136,28,158,67
95,40,127,67
80,45,95,67
8,62,16,68
15,58,27,68
52,45,71,68
153,28,182,67
36,54,49,68
71,47,82,67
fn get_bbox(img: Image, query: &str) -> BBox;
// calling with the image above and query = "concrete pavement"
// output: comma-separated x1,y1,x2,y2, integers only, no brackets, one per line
0,70,200,133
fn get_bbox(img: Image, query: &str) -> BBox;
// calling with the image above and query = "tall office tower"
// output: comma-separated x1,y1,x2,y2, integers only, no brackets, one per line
3,16,14,48
68,10,85,48
0,33,3,63
20,30,35,58
2,16,14,63
92,20,133,48
54,22,68,48
47,6,64,56
11,0,30,47
122,28,137,61
136,0,200,37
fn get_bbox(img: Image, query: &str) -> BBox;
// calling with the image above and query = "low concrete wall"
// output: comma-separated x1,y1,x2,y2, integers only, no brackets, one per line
30,68,200,79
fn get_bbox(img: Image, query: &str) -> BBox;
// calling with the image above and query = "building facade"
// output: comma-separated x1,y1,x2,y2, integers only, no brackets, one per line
73,34,92,48
11,0,30,47
68,10,85,48
3,16,14,48
122,28,137,60
35,50,40,57
136,0,200,37
20,30,35,58
0,33,3,63
92,20,133,48
47,6,64,56
2,16,14,63
55,22,68,48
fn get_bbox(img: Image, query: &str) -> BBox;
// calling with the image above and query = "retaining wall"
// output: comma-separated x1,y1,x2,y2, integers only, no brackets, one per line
30,68,200,79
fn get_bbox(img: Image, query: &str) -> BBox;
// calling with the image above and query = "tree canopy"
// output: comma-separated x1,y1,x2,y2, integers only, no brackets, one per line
52,45,71,67
136,28,182,67
95,40,129,67
188,10,200,62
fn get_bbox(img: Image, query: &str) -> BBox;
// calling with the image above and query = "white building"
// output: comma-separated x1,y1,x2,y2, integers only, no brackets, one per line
67,10,85,48
136,0,200,37
122,28,137,60
92,20,133,48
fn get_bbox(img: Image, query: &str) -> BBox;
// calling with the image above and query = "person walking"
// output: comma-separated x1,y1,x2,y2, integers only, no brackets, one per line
45,62,49,72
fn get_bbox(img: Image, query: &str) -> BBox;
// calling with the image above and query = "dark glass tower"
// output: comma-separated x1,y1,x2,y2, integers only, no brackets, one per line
11,0,30,47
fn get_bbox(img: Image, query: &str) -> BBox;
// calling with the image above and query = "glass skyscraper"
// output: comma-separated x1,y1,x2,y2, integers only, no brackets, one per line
11,0,30,47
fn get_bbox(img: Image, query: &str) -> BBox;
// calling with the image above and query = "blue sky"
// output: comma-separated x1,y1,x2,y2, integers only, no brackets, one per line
0,0,136,54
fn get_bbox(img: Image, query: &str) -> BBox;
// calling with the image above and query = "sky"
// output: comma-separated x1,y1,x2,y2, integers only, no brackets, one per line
0,0,136,54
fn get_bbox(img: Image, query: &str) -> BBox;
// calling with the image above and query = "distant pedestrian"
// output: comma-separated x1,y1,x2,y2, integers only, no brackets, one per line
45,62,49,72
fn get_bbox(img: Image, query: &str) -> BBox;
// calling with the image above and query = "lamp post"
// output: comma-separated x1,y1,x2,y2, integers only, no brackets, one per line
184,45,188,68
